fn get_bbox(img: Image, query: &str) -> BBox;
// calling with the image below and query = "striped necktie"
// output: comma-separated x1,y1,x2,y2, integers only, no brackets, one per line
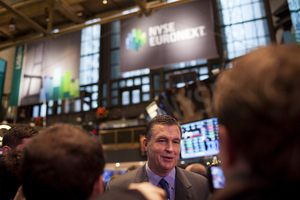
158,178,170,200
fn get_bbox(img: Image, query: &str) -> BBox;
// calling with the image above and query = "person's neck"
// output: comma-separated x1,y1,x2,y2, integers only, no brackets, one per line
147,163,173,177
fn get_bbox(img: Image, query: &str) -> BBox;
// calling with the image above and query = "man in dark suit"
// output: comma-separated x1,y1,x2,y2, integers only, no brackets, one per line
18,123,165,200
106,115,210,200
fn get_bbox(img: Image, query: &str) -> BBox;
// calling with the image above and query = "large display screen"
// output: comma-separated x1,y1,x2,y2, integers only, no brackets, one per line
180,117,219,159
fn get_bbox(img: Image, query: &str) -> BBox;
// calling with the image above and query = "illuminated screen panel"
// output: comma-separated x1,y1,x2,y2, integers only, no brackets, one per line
180,117,219,159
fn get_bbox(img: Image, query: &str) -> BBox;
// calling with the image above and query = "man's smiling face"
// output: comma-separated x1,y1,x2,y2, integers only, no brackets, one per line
143,124,181,177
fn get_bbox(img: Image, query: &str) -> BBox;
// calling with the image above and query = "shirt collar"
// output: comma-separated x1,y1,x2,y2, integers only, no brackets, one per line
146,162,176,189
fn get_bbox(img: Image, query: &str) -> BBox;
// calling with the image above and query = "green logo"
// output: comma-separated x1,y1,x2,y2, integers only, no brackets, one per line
126,28,146,51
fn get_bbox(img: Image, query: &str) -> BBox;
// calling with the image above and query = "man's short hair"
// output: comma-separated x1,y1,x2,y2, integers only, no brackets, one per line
2,125,38,149
213,45,300,183
145,115,182,141
22,123,105,200
0,149,24,200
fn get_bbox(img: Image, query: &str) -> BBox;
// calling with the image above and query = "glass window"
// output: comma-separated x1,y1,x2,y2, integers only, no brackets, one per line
142,77,149,84
176,83,185,88
92,85,98,92
48,108,52,115
83,103,90,111
111,98,118,105
111,82,118,89
111,50,120,65
143,93,150,101
80,24,100,86
199,67,208,74
126,79,133,87
217,0,270,60
122,91,130,105
119,80,126,87
132,89,140,104
102,83,107,98
57,106,61,115
102,100,107,107
74,99,81,112
84,97,90,102
190,68,199,73
134,78,141,85
48,100,54,107
33,105,39,118
40,104,47,117
164,73,171,80
111,20,120,34
92,92,98,100
199,75,209,81
111,65,120,79
165,81,169,89
92,101,98,108
241,4,254,21
121,68,150,79
111,34,120,49
85,86,92,93
142,84,150,92
112,90,118,97
153,74,160,90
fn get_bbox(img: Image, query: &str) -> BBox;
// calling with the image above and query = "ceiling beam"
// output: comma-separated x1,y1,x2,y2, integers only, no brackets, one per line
48,0,84,23
133,0,147,15
0,0,48,35
0,0,192,51
0,27,14,39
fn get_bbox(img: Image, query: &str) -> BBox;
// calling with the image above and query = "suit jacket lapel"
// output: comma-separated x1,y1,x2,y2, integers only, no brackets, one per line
134,164,148,183
175,167,193,200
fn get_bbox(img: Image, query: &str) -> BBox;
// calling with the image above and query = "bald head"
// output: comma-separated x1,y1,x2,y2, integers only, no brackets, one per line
185,163,207,177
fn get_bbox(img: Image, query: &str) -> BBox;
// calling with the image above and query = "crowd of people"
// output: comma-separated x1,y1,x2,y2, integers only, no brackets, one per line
0,44,299,200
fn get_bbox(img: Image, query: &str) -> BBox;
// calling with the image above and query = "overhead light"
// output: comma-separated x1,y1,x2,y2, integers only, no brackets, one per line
103,0,107,4
9,18,16,32
0,125,11,130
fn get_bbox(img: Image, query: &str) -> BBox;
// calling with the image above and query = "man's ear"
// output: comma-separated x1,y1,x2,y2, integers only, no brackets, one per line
2,145,11,156
143,138,148,152
91,174,104,198
218,125,237,174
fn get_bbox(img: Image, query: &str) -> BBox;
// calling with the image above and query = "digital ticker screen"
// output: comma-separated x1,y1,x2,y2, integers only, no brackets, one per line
180,118,219,159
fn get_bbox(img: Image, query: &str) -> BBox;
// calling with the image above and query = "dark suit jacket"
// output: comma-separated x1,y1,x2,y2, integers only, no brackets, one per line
92,189,146,200
106,165,210,200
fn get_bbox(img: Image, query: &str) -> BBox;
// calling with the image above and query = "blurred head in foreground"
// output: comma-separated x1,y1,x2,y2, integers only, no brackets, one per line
22,123,105,200
213,45,300,185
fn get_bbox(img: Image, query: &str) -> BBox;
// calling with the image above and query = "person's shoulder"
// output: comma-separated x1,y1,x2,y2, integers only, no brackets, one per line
106,168,141,190
177,166,208,182
113,168,139,181
93,189,146,200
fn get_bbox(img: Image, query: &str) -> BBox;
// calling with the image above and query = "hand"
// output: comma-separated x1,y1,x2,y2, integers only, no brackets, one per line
128,182,166,200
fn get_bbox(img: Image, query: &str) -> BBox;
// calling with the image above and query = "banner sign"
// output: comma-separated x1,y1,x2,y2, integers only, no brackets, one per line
120,0,218,73
18,31,81,106
0,58,7,112
9,45,24,106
